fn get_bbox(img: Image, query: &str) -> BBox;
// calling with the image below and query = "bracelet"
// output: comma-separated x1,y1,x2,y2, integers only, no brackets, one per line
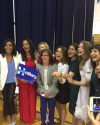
60,72,62,77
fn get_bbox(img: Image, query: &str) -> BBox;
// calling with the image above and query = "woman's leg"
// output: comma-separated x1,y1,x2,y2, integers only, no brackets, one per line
60,104,67,125
2,84,9,116
8,83,16,122
48,96,56,125
28,82,37,124
56,101,61,122
86,122,91,125
72,115,78,125
40,95,48,125
18,81,29,123
77,119,84,125
77,118,91,125
2,84,14,124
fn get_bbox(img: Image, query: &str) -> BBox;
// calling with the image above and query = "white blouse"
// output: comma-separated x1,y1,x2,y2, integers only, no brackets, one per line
44,69,48,90
58,62,69,84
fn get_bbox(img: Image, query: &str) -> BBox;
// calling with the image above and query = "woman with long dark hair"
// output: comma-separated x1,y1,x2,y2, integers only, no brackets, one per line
52,43,81,125
0,39,18,125
17,39,37,125
53,46,69,125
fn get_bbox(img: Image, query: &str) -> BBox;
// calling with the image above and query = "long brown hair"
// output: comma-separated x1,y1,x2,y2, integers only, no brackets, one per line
90,44,100,69
54,46,69,65
79,41,92,70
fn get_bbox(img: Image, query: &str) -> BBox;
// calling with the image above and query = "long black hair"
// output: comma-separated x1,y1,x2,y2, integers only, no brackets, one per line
1,39,17,57
68,43,78,63
20,39,36,61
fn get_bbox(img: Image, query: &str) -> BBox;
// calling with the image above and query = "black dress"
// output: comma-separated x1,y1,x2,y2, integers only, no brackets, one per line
56,81,69,104
56,63,69,104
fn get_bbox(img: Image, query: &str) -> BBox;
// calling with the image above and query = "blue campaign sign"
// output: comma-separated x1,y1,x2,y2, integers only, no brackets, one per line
16,63,39,84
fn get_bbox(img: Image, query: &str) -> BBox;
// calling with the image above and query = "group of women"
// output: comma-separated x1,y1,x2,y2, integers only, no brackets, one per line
0,39,100,125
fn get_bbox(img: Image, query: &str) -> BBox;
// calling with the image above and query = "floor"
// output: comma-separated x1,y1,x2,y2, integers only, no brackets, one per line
0,93,72,125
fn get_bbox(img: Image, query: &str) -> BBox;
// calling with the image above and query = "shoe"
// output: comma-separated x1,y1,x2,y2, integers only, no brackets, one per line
54,119,61,124
45,112,49,122
12,121,16,125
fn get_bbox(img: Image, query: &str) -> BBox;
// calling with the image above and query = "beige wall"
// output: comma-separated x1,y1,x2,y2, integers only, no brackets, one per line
94,0,100,21
93,0,100,34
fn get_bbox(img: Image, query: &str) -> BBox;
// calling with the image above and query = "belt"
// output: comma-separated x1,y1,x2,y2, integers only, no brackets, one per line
95,89,100,94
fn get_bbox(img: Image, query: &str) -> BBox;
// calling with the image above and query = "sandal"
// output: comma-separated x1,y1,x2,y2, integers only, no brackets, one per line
54,119,61,124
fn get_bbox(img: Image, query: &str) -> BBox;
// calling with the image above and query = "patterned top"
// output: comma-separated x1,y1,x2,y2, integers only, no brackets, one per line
68,58,81,115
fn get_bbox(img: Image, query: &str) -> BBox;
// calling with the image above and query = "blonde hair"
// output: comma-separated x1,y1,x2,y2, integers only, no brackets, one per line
38,42,49,51
79,41,92,70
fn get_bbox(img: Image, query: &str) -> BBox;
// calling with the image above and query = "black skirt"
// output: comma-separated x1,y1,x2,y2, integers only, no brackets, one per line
56,81,69,104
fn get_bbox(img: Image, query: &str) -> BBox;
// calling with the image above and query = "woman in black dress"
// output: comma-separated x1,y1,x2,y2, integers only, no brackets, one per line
53,46,69,125
52,43,81,125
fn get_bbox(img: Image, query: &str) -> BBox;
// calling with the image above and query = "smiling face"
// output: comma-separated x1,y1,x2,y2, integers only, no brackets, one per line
96,64,100,78
22,40,30,53
78,43,85,57
55,48,63,62
68,45,77,59
41,51,50,65
90,48,100,63
5,41,13,54
39,44,45,53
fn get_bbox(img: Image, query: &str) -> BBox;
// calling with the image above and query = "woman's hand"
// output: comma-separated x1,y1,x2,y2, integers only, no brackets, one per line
19,79,27,83
87,105,100,125
44,91,50,98
52,70,61,78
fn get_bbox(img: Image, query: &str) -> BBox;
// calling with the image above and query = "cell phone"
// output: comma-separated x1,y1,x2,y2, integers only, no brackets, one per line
89,97,100,112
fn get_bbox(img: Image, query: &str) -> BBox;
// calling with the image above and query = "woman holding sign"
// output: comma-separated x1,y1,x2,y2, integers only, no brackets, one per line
36,49,59,125
0,39,18,125
17,39,37,125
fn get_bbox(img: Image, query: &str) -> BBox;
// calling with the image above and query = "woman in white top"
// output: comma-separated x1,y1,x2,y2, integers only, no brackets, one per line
68,41,93,125
0,39,18,125
53,46,69,125
36,49,59,125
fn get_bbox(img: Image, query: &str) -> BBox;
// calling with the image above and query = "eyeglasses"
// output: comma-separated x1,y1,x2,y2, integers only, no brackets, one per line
41,55,48,57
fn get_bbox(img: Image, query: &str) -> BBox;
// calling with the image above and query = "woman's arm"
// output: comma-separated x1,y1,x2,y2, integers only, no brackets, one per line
52,64,69,83
58,64,69,83
52,71,75,80
67,60,93,86
67,76,90,86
